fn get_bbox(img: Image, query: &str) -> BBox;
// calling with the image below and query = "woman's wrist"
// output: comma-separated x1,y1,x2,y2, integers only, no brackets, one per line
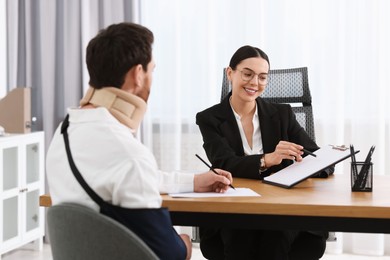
259,154,268,172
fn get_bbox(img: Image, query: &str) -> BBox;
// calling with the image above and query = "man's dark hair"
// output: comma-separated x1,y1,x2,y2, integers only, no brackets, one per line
86,22,154,89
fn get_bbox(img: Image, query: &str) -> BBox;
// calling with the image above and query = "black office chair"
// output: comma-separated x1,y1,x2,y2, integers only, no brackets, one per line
47,203,159,260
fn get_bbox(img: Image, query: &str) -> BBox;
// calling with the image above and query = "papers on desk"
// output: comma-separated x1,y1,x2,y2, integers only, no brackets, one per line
169,188,260,198
263,145,358,189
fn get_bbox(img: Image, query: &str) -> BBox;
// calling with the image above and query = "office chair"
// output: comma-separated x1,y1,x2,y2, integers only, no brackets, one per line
47,203,159,260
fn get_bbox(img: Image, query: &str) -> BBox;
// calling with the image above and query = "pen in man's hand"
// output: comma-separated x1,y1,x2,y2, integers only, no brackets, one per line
195,154,236,190
302,148,317,157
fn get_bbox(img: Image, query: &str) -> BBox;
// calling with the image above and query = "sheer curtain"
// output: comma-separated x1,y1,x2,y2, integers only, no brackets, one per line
0,1,6,98
140,0,390,256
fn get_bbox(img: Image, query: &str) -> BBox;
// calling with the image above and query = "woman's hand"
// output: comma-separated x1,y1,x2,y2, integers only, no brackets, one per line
264,141,304,167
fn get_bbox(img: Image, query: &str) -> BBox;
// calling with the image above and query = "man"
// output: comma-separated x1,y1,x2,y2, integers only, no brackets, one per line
46,22,232,260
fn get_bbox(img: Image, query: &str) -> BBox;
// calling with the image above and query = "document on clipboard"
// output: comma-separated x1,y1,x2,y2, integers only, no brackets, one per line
263,145,358,188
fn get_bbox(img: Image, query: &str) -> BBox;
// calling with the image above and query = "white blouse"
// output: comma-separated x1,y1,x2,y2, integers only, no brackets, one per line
230,101,264,156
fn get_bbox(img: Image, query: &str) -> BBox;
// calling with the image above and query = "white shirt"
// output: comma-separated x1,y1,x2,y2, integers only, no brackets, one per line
230,102,264,155
46,107,194,211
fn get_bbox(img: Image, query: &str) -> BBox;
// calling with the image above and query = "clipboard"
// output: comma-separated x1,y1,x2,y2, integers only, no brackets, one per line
263,145,359,188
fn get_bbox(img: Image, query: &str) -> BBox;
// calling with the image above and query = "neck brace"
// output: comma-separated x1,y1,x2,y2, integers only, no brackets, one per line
80,87,147,131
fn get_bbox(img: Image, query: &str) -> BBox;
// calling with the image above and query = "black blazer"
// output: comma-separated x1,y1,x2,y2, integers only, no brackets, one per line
196,92,320,179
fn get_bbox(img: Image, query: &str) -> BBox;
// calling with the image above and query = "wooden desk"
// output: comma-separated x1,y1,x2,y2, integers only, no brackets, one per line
162,174,390,233
40,174,390,233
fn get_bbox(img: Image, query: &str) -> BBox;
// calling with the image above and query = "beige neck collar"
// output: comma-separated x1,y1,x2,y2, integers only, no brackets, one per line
80,87,147,131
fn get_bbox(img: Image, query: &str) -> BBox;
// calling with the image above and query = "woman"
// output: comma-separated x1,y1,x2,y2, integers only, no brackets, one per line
196,45,330,260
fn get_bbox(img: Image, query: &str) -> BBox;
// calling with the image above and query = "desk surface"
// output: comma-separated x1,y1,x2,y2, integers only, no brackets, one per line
162,174,390,233
40,174,390,233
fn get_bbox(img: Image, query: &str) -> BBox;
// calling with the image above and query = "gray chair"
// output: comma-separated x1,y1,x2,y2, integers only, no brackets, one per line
47,203,159,260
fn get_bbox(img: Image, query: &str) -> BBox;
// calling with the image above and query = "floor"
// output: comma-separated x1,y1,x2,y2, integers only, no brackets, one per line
2,242,390,260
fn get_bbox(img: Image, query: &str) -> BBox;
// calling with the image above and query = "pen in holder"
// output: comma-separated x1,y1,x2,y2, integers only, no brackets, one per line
351,162,373,192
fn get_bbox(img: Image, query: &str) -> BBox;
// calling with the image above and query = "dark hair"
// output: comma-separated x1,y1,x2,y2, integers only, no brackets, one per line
229,45,270,70
86,22,154,89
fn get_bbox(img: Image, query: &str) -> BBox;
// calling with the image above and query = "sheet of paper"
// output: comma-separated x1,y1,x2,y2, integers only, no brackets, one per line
169,188,260,198
263,145,355,188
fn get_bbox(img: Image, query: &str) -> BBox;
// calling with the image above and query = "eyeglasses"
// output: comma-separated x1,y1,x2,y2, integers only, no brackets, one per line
237,68,268,85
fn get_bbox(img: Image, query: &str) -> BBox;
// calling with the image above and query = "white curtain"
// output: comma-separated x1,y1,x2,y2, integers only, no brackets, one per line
140,0,390,256
0,1,6,98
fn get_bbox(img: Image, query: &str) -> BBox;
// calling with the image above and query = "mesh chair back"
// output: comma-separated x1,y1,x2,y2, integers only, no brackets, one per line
47,203,158,260
220,67,316,141
262,67,311,105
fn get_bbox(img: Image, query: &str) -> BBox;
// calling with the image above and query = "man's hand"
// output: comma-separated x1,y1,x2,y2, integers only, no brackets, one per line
193,169,233,193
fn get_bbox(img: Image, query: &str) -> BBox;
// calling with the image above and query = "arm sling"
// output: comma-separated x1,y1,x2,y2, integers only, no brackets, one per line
61,115,186,260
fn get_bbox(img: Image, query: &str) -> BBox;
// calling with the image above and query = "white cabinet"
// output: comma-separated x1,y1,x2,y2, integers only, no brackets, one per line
0,132,44,258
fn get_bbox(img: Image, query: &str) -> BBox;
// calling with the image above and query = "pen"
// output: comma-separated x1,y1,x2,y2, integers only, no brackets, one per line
302,148,317,157
195,154,236,190
350,144,358,183
363,145,375,165
356,145,375,189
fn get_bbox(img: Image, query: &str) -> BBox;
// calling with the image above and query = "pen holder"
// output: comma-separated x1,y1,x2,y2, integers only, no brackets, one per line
351,162,373,192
